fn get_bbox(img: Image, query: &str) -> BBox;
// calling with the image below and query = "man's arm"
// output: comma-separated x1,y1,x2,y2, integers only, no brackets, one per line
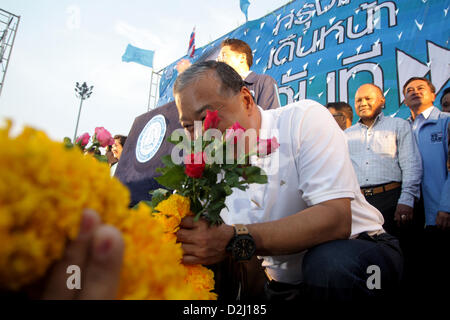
255,75,280,110
395,120,423,223
177,198,351,265
436,120,450,229
177,104,357,265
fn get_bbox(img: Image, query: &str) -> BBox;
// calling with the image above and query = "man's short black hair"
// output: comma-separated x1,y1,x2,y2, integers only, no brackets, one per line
325,102,354,123
221,38,253,68
403,77,436,94
173,60,246,97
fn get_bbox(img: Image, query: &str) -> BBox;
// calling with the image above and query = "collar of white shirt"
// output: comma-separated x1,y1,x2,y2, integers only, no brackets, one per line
419,106,434,119
409,106,435,122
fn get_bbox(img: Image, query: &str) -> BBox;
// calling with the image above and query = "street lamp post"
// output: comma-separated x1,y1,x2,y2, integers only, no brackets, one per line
73,82,93,142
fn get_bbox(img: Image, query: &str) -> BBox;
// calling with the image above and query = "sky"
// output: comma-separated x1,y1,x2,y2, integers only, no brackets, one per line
0,0,291,141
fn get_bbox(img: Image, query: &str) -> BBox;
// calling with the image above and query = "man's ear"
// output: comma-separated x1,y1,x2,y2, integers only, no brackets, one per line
240,86,255,113
380,96,386,109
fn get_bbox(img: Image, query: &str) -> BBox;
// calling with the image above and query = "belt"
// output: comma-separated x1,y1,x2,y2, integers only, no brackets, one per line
360,182,401,197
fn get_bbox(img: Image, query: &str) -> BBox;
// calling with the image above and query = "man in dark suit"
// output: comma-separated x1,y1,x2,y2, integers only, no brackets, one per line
217,38,280,110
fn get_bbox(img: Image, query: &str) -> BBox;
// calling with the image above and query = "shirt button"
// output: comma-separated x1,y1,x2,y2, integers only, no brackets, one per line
366,162,369,165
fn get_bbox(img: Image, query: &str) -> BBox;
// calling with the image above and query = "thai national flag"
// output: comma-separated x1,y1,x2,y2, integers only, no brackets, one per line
187,27,195,58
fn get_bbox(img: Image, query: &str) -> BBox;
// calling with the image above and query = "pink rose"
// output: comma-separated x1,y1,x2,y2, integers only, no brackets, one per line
225,122,246,144
94,127,114,147
75,132,90,147
257,137,280,157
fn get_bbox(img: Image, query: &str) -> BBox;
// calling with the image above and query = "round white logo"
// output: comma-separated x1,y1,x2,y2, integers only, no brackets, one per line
136,114,166,163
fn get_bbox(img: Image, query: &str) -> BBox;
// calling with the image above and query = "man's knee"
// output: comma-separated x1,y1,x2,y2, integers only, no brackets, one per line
301,237,402,300
302,240,365,289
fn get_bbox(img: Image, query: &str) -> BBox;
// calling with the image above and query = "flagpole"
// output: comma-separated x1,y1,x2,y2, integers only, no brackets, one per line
147,69,154,112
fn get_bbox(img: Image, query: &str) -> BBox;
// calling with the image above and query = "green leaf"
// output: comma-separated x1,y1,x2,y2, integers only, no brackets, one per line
244,166,261,176
149,188,170,208
161,154,175,168
94,154,108,163
224,184,232,196
155,165,186,190
246,173,268,184
63,137,74,149
225,171,240,187
132,200,153,210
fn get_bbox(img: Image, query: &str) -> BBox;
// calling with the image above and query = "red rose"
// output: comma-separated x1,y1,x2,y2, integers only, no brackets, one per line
257,137,280,157
225,122,246,144
184,152,206,178
94,127,114,147
75,132,90,147
203,110,220,131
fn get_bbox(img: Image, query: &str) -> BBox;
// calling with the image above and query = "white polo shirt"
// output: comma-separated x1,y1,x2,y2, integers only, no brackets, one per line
220,100,384,284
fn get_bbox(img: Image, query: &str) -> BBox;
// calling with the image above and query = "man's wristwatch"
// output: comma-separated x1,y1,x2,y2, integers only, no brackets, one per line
226,224,256,261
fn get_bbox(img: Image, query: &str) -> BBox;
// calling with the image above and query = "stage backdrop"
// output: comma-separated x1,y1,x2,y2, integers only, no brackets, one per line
158,0,450,120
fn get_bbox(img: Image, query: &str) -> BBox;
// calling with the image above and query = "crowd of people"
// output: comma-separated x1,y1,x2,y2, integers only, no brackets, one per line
329,79,450,300
20,37,449,302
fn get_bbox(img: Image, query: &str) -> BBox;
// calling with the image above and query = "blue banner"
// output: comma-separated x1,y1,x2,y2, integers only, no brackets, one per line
122,44,154,68
158,0,450,121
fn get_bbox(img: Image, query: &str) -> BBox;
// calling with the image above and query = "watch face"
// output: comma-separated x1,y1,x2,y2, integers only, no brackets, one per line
233,235,256,261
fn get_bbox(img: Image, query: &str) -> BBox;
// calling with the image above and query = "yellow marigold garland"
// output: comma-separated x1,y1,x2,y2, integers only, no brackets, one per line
0,121,216,299
153,194,217,300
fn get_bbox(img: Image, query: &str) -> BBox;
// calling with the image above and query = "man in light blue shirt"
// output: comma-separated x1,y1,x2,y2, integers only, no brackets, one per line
404,76,450,299
346,83,422,236
404,77,450,227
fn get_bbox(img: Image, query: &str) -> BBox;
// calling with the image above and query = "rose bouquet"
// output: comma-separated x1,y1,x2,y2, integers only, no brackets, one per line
149,110,279,225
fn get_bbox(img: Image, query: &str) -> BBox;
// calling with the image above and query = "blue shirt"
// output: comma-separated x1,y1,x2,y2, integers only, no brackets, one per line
408,107,450,225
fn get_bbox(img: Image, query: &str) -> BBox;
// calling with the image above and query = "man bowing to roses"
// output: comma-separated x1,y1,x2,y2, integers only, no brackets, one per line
173,61,403,301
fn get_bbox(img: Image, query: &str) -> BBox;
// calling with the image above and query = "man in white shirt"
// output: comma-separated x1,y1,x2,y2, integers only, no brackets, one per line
174,61,403,301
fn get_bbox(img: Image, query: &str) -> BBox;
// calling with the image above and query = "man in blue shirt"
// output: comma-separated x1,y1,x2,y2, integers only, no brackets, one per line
404,76,450,298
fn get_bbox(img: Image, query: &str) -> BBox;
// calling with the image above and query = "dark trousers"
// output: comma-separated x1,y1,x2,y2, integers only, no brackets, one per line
265,232,403,301
408,226,450,300
363,187,425,294
363,186,420,237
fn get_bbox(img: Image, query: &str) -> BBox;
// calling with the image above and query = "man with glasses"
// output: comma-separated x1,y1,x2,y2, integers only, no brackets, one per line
325,102,353,130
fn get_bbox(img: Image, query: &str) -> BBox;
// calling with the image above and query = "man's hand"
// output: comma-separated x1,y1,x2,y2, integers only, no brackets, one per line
42,209,124,300
176,216,234,265
394,204,414,226
436,211,450,230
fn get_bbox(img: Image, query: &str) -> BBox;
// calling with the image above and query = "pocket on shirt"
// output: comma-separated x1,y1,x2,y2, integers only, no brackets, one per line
372,134,396,157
